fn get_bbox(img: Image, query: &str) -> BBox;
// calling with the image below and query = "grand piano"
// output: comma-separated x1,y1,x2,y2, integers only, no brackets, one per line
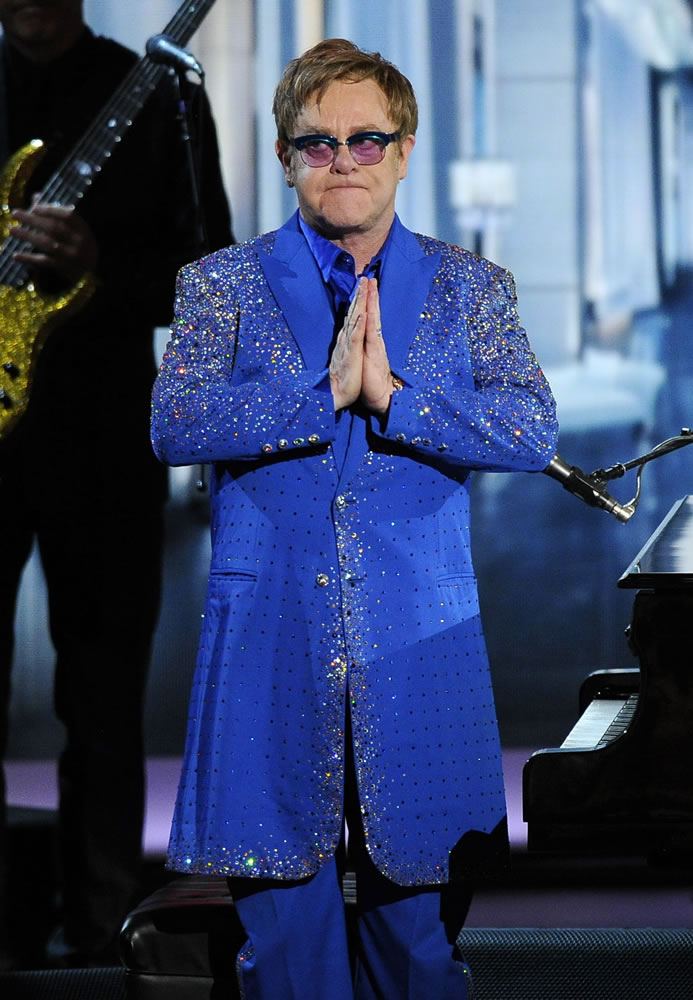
523,495,693,858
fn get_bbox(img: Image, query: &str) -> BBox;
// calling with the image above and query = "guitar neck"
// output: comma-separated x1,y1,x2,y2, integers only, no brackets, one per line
42,0,217,207
0,0,219,445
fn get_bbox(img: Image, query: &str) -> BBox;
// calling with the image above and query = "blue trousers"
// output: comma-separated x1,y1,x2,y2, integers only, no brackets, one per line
231,853,473,999
230,706,473,998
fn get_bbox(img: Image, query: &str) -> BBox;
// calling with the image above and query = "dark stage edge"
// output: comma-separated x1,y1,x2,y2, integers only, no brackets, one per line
2,929,692,1000
0,966,126,999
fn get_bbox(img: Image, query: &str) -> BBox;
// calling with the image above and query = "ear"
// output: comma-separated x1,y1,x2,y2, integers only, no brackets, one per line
397,134,416,181
276,139,295,188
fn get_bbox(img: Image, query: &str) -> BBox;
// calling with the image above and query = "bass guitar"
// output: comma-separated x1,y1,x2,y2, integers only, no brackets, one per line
0,0,217,441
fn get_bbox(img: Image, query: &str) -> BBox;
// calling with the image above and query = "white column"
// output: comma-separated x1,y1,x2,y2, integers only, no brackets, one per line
255,0,286,233
296,0,325,54
450,0,516,261
494,0,581,367
197,0,256,242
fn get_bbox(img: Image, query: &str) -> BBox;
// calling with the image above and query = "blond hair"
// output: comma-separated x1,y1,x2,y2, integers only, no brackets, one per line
272,38,418,142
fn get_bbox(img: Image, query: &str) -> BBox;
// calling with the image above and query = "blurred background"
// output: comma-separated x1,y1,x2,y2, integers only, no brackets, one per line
7,0,693,765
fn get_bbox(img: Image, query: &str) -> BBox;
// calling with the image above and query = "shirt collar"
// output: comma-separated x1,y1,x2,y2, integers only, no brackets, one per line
298,213,395,289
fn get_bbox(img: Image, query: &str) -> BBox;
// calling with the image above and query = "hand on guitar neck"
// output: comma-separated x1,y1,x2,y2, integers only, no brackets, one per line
10,198,99,285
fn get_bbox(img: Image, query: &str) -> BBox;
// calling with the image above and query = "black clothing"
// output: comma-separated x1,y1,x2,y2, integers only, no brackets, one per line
0,26,233,965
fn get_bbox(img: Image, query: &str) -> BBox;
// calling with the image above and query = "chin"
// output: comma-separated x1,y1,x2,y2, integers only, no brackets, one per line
322,189,372,219
320,213,367,233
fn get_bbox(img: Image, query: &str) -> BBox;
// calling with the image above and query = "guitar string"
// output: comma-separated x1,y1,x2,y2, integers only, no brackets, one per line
0,0,212,287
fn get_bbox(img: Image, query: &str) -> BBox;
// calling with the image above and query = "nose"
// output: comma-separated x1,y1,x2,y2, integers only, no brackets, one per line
331,143,357,172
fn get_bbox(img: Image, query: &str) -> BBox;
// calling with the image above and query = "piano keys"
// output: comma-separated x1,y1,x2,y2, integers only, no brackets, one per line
560,689,638,751
523,496,693,858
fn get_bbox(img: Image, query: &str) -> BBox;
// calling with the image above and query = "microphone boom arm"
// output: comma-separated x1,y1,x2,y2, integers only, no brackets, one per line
592,427,693,481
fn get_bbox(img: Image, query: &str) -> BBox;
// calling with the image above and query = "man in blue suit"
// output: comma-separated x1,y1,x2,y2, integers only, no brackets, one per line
151,38,558,1000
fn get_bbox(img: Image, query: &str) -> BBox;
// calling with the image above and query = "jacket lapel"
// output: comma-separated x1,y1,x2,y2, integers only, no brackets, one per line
377,217,440,376
259,213,440,378
257,213,334,372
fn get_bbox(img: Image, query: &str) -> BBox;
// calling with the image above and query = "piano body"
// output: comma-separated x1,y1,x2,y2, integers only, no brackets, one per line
523,495,693,857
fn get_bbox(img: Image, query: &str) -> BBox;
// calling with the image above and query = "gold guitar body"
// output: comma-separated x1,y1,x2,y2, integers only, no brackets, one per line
0,140,95,441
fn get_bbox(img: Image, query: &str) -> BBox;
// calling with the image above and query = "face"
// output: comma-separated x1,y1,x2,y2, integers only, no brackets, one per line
276,78,415,244
0,0,84,61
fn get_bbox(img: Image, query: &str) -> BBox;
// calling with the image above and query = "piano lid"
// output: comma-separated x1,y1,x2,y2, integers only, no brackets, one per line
619,495,693,588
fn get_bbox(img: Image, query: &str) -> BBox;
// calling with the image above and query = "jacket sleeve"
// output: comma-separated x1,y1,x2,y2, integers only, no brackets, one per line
376,261,558,474
151,255,337,466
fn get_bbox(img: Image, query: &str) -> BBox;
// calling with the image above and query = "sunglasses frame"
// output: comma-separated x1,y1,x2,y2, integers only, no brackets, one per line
288,130,400,167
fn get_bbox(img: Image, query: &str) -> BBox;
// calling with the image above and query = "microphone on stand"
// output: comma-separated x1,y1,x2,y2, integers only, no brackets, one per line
544,454,636,523
145,34,204,77
146,33,208,256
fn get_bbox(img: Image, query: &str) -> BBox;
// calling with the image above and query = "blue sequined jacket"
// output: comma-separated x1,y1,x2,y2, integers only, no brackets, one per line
151,211,558,885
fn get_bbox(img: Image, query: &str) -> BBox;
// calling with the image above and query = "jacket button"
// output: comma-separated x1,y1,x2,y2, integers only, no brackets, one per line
308,433,320,445
316,573,330,587
278,439,288,449
261,443,273,453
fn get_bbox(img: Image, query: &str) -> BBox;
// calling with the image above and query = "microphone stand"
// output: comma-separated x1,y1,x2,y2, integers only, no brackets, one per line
145,35,214,499
165,51,209,493
170,67,208,258
171,68,210,502
145,34,209,257
165,58,210,495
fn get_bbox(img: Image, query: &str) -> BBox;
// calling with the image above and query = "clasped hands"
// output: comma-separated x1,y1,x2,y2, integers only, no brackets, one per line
11,196,99,283
329,276,395,417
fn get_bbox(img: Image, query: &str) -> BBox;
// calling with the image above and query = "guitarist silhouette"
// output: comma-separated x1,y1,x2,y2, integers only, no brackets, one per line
0,0,233,969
